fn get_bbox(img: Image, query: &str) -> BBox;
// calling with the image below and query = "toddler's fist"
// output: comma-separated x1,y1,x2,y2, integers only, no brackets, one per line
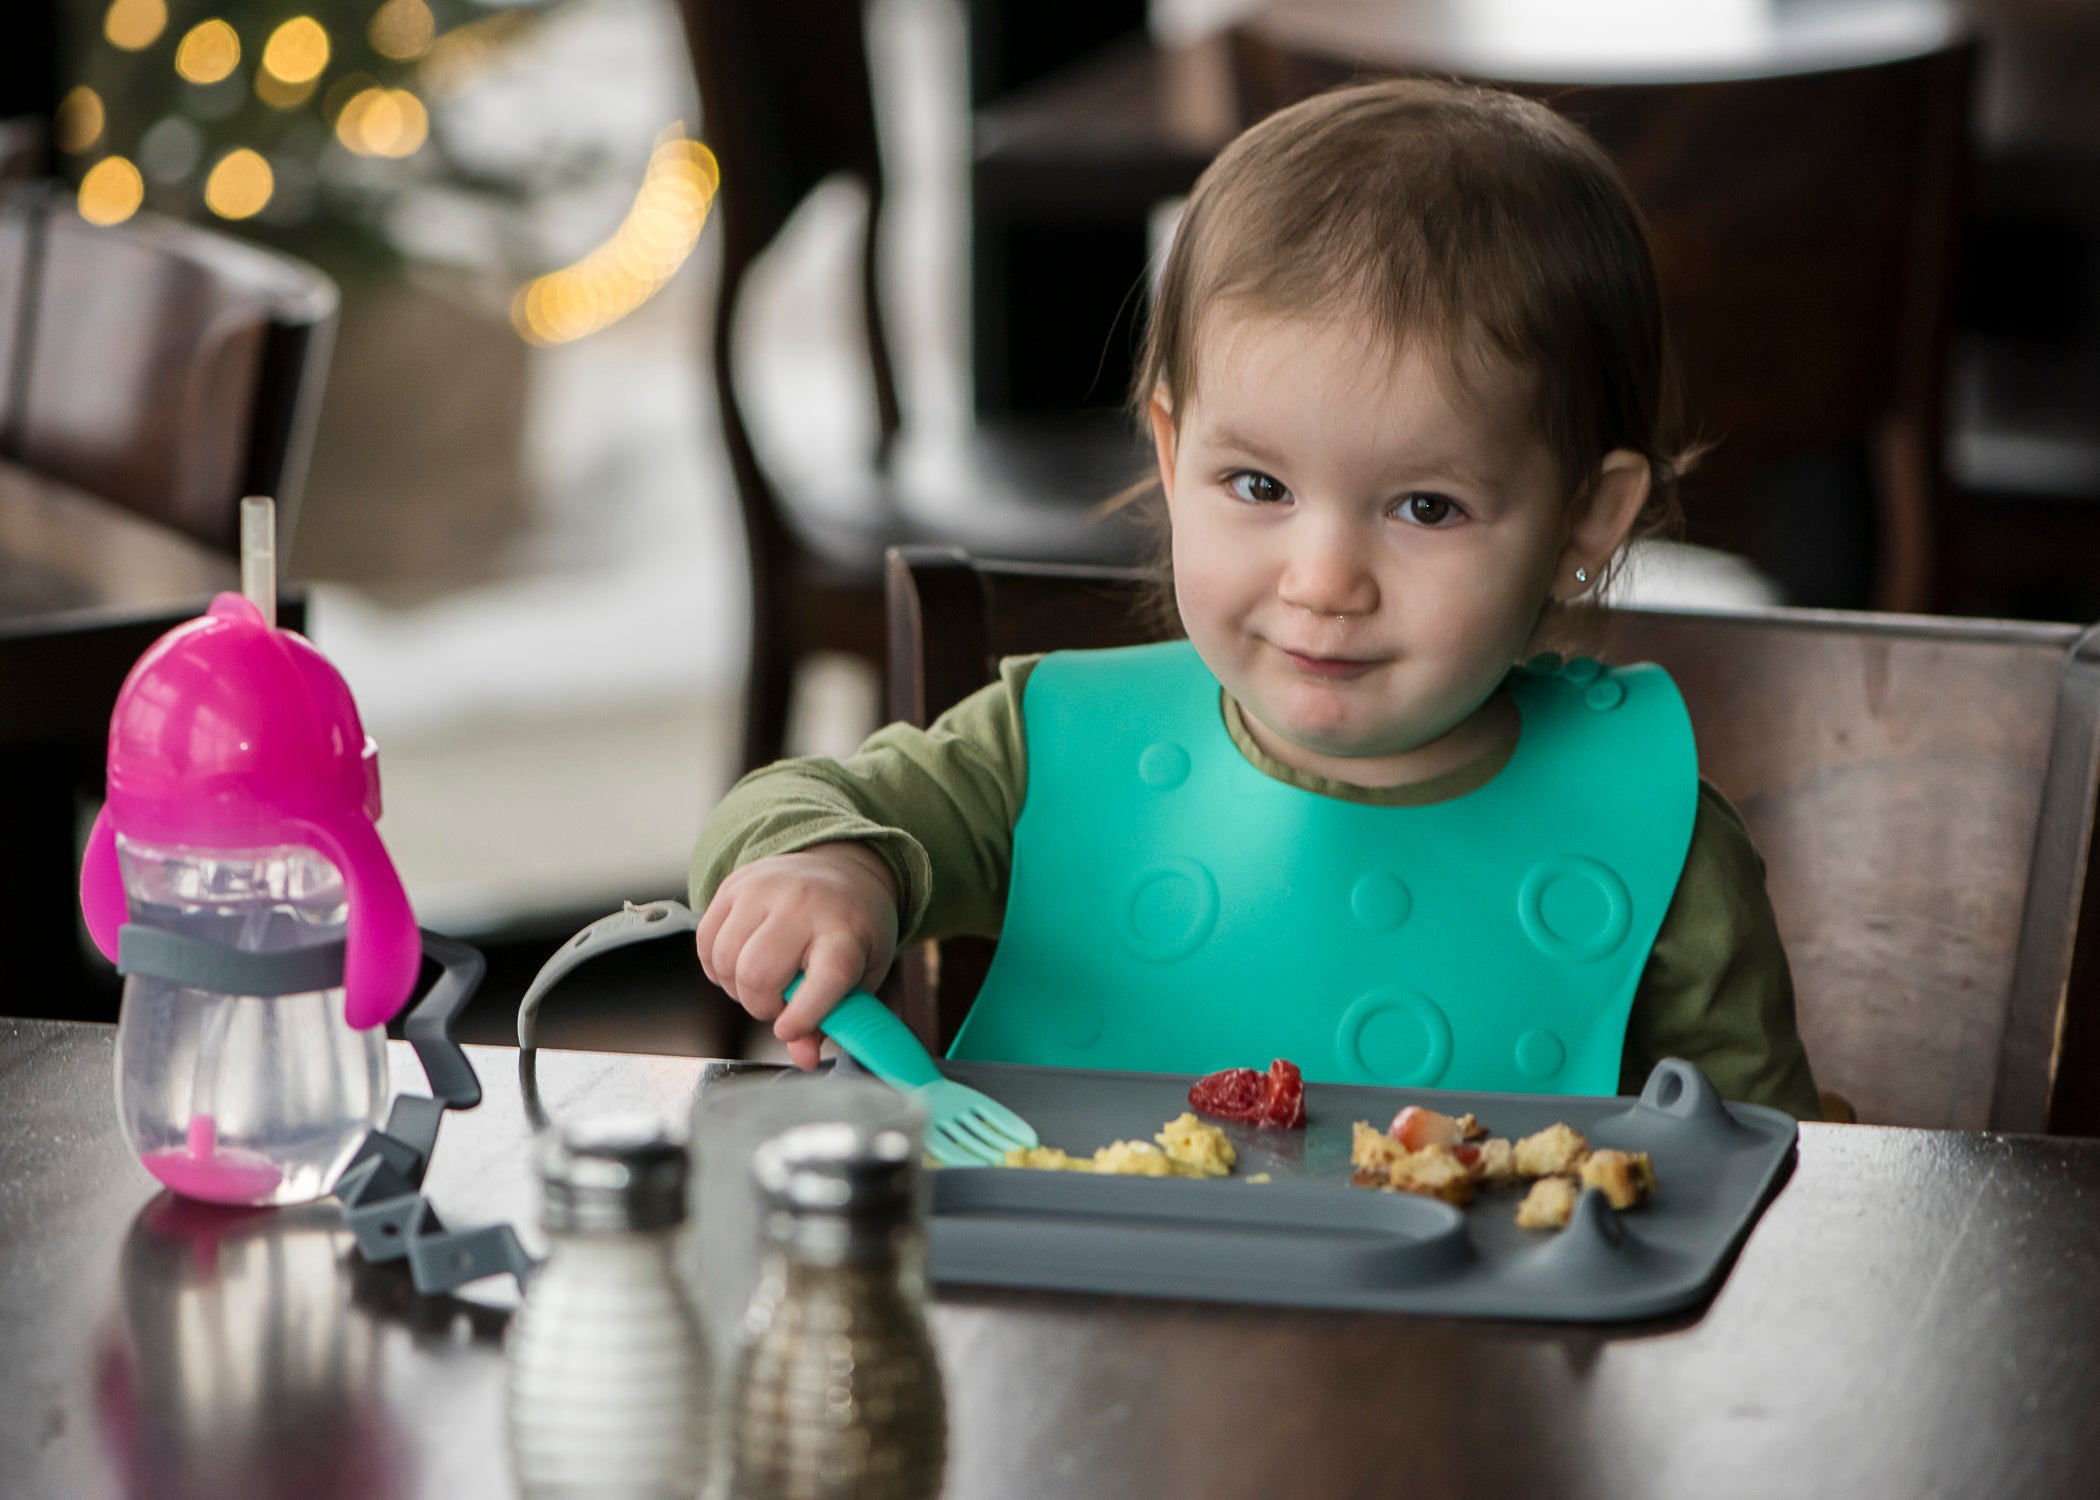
696,842,899,1069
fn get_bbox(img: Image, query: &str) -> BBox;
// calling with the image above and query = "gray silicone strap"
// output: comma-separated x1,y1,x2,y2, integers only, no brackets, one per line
118,924,347,996
515,898,698,1049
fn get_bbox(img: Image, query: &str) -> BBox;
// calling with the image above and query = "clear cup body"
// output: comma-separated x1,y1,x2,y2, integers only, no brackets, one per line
113,838,387,1207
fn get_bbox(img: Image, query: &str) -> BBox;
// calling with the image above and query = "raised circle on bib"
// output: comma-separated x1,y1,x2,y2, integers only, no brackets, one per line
1057,995,1106,1051
1119,858,1219,962
1338,989,1453,1087
1518,856,1632,963
1349,871,1412,932
1562,656,1603,683
1584,677,1626,713
1137,741,1191,790
1514,1027,1567,1079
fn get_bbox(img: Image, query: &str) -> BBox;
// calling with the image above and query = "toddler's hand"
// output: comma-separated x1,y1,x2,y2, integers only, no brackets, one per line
696,842,900,1070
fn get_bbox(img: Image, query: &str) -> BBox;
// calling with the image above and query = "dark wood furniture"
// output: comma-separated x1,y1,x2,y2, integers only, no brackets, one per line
0,192,331,1021
0,185,336,553
670,0,1157,775
882,546,2100,1134
11,1017,2100,1500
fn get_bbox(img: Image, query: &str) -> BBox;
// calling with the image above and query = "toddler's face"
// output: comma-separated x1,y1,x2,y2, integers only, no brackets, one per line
1152,309,1595,786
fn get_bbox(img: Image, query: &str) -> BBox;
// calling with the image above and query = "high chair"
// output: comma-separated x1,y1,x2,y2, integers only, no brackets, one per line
882,545,2100,1135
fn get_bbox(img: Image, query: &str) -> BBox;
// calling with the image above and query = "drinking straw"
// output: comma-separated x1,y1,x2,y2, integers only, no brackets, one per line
240,495,276,629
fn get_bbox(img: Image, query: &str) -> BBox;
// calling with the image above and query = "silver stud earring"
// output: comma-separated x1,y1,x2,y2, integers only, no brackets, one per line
1574,566,1589,585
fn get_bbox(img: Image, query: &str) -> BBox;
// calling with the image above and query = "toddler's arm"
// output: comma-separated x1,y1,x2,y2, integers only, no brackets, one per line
1621,782,1823,1120
690,657,1040,1066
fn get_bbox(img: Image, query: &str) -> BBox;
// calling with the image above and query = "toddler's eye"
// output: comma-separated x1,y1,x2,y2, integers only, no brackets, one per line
1399,493,1461,526
1226,471,1289,505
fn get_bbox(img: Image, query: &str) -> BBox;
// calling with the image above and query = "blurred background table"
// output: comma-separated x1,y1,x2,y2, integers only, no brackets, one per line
7,1016,2100,1500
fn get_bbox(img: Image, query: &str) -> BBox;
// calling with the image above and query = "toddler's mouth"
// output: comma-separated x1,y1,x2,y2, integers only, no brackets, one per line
1281,648,1380,680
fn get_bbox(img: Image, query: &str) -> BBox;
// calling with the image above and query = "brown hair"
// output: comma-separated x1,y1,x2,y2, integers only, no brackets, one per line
1120,77,1693,636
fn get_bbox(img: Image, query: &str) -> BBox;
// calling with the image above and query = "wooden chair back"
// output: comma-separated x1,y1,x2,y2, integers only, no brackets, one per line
884,545,2100,1134
1228,32,1979,612
0,188,335,556
672,0,901,554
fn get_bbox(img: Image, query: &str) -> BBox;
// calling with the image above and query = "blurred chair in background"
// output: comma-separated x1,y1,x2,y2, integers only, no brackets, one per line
884,545,2100,1136
0,117,42,186
1,184,337,554
674,0,1156,776
1229,13,1981,615
0,186,337,1018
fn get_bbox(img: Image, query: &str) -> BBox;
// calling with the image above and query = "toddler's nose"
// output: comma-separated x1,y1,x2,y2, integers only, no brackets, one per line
1277,525,1379,618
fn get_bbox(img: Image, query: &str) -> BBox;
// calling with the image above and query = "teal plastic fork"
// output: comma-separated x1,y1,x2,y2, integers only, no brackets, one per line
807,984,1040,1167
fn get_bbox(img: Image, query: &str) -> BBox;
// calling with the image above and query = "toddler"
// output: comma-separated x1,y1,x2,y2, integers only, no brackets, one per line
691,78,1821,1119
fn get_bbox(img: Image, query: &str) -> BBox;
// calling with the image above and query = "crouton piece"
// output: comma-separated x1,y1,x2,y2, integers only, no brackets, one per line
1578,1149,1658,1210
1513,1122,1590,1178
1516,1175,1580,1230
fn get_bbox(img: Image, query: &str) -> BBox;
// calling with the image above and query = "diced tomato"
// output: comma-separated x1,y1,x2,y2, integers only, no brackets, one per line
1259,1058,1306,1128
1188,1058,1308,1129
1389,1105,1466,1151
1188,1067,1266,1122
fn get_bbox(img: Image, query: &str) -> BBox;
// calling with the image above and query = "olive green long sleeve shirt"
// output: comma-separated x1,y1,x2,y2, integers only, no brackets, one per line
692,655,1822,1120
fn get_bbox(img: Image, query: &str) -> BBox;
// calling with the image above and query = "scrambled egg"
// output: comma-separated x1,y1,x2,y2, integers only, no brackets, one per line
1003,1112,1237,1178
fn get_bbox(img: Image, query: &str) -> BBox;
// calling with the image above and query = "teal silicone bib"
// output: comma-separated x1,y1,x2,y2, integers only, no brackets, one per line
946,642,1699,1095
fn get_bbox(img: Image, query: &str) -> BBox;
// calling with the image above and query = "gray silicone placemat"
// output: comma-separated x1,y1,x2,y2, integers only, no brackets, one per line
926,1057,1796,1322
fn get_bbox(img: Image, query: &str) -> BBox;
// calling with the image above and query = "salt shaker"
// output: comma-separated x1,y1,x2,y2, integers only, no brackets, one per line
507,1118,713,1500
718,1120,946,1500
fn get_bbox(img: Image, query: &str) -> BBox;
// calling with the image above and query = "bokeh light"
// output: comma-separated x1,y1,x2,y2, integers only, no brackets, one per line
79,157,145,225
261,17,330,85
104,0,167,52
512,130,721,346
204,148,273,219
256,71,317,110
369,0,436,61
175,20,240,85
55,87,106,154
334,88,429,158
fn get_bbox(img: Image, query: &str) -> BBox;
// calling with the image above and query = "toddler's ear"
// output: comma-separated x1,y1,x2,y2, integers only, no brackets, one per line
1559,449,1651,597
1148,386,1178,504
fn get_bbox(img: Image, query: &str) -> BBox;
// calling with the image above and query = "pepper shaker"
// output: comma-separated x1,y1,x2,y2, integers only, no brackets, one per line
718,1120,945,1500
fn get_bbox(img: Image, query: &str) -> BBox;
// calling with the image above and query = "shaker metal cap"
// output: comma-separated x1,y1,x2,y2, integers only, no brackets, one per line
751,1120,916,1219
536,1116,689,1233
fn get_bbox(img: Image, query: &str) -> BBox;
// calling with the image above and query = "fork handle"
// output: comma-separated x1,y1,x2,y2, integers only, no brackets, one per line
803,984,945,1090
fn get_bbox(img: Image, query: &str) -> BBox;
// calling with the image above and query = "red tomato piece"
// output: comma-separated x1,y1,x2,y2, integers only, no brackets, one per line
1188,1067,1267,1123
1188,1059,1308,1128
1260,1058,1307,1128
1388,1104,1465,1151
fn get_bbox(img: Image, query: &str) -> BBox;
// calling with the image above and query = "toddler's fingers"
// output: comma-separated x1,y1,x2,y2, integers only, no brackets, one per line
776,936,863,1044
694,891,733,985
784,1034,825,1071
729,913,806,1022
704,899,764,994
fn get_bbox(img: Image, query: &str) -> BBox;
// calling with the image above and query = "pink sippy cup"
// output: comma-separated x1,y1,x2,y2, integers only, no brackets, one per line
79,590,422,1207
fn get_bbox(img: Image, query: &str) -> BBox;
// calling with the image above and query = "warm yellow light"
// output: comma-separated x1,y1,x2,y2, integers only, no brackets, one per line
261,17,330,85
174,20,241,85
512,130,721,346
55,87,106,154
104,0,168,51
335,88,428,159
369,0,435,61
78,157,145,225
204,148,273,219
256,70,316,110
